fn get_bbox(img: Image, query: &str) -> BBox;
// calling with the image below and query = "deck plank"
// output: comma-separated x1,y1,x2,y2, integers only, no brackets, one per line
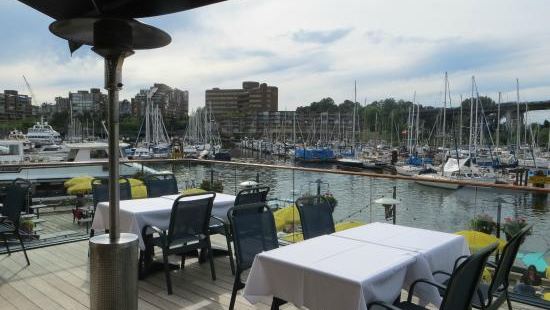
0,240,542,310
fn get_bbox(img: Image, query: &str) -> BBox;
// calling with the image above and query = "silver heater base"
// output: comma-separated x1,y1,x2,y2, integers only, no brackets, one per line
90,233,139,310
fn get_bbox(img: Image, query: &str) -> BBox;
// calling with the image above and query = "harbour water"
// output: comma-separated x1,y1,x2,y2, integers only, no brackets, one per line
147,149,550,259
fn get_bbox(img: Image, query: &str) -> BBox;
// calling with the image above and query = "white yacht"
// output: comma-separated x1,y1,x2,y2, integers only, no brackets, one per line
26,120,62,146
0,141,161,196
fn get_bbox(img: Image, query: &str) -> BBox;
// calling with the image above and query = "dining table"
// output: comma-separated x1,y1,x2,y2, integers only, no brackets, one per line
91,192,237,250
243,222,470,310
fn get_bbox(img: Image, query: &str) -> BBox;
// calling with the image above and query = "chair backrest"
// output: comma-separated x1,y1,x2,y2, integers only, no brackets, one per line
91,177,132,208
234,186,270,206
488,225,532,298
144,173,179,198
295,195,335,240
441,243,498,310
167,192,216,245
3,178,32,226
228,202,279,271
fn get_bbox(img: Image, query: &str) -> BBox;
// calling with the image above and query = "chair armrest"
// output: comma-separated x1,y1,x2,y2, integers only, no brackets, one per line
210,215,227,226
407,279,447,302
453,255,469,271
367,301,402,310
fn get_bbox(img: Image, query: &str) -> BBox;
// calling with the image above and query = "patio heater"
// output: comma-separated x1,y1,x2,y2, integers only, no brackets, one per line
16,1,225,309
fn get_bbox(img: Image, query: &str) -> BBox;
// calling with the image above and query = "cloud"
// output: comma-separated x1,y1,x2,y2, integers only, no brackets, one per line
292,28,352,44
2,0,550,126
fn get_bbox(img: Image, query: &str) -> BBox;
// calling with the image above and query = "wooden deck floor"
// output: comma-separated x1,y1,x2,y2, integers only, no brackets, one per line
0,240,542,310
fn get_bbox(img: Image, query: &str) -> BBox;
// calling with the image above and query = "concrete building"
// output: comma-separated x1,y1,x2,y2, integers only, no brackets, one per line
205,81,278,122
131,83,189,120
0,90,32,120
68,88,106,115
55,96,70,113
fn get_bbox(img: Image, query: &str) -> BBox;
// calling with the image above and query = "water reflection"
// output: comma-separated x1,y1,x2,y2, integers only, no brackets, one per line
148,161,549,254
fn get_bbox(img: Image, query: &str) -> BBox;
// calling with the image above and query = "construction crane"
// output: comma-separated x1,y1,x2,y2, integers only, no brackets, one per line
22,75,39,106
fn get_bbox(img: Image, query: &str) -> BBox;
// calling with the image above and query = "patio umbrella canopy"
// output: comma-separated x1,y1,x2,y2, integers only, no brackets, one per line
18,0,226,19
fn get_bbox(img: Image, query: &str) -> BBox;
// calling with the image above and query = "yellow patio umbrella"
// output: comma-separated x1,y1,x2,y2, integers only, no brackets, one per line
273,205,300,232
64,176,93,189
455,230,506,253
65,176,148,199
128,179,147,199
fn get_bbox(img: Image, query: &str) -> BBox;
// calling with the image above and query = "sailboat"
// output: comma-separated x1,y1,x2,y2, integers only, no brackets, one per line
133,87,171,159
336,81,364,168
182,107,222,159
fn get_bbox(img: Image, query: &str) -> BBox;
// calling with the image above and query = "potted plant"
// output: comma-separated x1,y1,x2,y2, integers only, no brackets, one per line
322,192,337,209
503,217,530,241
469,214,496,235
20,219,35,235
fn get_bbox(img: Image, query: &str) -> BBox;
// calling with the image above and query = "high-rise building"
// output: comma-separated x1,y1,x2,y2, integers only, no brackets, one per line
0,90,32,120
55,96,70,113
131,83,189,120
205,81,278,121
68,88,106,115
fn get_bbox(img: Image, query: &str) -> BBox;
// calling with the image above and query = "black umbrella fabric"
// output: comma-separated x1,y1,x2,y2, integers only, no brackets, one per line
17,0,226,20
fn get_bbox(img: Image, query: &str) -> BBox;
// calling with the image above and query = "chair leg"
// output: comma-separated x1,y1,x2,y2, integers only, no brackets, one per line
224,228,235,275
2,234,10,255
207,242,216,281
271,297,286,310
162,249,172,295
229,274,240,310
505,291,513,310
180,254,186,269
16,231,30,265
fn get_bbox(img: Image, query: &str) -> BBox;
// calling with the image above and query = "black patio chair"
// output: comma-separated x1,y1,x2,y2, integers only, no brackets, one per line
210,186,270,275
142,192,217,295
87,177,132,236
368,242,498,310
227,202,279,310
433,225,532,310
295,195,335,240
144,173,179,198
234,186,270,205
0,178,32,265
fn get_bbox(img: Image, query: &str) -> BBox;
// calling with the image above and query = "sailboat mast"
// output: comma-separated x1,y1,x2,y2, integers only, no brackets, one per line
516,78,520,155
496,92,501,150
442,72,447,151
469,77,474,157
352,80,357,149
458,94,462,148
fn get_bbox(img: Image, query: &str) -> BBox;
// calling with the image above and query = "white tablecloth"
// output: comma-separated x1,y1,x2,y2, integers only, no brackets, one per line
333,222,470,278
91,193,236,249
244,222,469,310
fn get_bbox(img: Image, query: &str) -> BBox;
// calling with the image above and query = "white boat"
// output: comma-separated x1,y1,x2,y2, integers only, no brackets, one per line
7,129,33,151
26,119,62,146
0,141,161,196
30,144,69,162
395,165,425,176
415,157,496,189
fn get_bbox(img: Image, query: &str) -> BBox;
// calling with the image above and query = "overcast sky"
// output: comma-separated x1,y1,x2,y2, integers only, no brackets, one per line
1,0,550,121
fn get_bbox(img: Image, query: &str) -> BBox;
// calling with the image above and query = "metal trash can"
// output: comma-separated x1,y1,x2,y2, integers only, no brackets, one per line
90,233,139,310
